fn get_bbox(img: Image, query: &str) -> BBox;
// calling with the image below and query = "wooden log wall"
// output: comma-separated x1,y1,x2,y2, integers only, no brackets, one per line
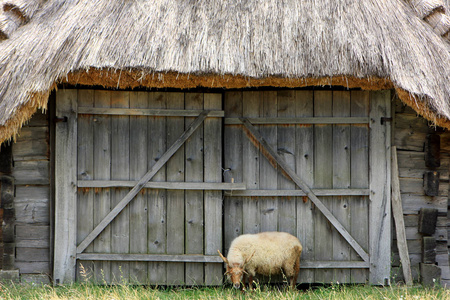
392,96,449,286
11,111,51,283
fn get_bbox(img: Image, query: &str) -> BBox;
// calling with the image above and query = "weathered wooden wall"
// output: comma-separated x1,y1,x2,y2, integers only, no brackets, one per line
12,112,51,284
392,96,449,286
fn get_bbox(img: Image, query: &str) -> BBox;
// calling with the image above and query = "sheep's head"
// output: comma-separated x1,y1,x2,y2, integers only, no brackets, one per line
218,250,254,289
226,263,245,289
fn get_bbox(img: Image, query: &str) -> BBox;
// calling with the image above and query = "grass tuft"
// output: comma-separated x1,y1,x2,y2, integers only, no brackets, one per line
0,282,448,299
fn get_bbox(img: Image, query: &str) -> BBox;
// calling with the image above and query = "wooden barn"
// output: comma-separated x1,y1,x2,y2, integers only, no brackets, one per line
0,0,449,287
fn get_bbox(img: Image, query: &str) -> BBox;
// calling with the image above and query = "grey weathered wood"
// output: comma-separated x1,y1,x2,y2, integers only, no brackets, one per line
277,91,296,235
332,91,351,282
78,253,223,263
129,91,149,283
12,161,49,185
16,248,49,262
223,91,244,251
14,186,49,203
225,117,369,125
76,109,211,254
350,90,370,283
369,90,391,285
225,189,369,197
301,261,369,268
242,91,261,234
422,237,437,264
313,90,334,283
391,146,413,286
166,92,186,285
76,89,95,281
240,118,370,263
185,93,204,285
147,92,167,285
295,90,315,283
14,202,49,224
260,91,278,232
110,91,130,283
78,181,245,190
54,89,78,284
12,139,48,160
204,93,223,285
78,106,223,117
15,225,50,240
92,90,112,283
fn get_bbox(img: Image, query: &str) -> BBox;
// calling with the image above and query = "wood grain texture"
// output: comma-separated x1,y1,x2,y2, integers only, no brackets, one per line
350,90,370,283
369,90,391,285
54,89,78,283
129,91,149,284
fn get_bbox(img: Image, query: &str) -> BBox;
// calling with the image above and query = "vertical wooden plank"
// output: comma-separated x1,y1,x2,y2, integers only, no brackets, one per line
76,90,95,282
350,90,370,283
147,92,167,285
223,91,243,252
204,93,223,286
277,90,296,235
391,146,413,286
129,91,149,284
260,91,278,232
110,91,130,284
185,93,204,285
93,90,111,284
295,90,315,283
166,92,186,285
313,90,333,283
332,91,351,283
242,91,262,234
369,90,391,285
54,89,77,284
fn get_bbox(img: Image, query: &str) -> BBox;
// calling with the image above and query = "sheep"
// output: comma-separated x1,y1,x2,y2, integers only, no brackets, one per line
218,231,302,290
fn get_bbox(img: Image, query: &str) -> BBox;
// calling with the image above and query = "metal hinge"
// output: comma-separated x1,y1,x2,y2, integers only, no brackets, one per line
380,117,392,125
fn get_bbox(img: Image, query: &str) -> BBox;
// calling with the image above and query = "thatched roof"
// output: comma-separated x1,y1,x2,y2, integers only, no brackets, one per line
0,0,449,142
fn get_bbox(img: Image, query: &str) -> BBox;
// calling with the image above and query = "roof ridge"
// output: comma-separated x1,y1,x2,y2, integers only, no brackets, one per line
407,0,450,41
0,0,45,40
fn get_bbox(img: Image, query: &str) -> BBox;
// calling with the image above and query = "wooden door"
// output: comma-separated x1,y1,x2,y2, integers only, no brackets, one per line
54,90,238,285
223,90,391,285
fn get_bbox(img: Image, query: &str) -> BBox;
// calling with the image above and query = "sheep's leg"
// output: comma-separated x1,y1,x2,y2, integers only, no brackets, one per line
290,256,300,289
248,275,254,290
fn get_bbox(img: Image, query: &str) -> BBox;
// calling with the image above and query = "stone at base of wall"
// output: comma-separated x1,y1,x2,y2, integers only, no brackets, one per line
20,274,51,285
0,270,19,284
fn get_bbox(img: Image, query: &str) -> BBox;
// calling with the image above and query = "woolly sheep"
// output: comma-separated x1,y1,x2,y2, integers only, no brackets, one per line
218,231,302,290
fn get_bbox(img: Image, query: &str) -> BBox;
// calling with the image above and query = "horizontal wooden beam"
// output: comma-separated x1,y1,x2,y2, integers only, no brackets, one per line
225,189,369,197
77,253,223,263
77,253,369,268
78,107,224,117
78,181,246,190
225,117,369,125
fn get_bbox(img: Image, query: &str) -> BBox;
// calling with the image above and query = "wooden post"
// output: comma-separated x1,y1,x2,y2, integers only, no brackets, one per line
54,90,78,284
369,90,391,285
391,146,413,286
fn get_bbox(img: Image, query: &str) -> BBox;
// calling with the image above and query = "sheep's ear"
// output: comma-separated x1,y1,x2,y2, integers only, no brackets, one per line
244,250,256,265
217,250,229,264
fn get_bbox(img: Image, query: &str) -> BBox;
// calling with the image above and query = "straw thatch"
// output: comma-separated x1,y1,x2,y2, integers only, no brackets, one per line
0,0,449,142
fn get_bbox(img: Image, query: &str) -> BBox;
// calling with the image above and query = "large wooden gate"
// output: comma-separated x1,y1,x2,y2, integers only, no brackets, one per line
223,90,391,285
54,88,391,285
53,90,244,285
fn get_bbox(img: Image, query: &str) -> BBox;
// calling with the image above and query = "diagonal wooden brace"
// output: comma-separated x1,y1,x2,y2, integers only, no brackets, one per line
77,110,211,253
240,117,369,262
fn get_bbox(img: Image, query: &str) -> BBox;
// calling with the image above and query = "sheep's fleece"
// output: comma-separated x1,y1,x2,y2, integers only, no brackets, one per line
227,231,302,276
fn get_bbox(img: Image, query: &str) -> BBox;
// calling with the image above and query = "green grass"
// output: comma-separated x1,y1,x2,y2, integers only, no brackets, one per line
0,283,448,300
